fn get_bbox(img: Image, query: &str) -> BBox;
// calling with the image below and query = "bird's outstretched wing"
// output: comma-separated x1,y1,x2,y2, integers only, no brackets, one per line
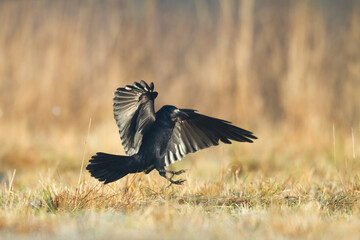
113,80,158,155
163,109,257,166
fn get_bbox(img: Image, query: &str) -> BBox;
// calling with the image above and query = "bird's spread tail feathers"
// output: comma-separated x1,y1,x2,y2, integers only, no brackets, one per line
86,152,139,184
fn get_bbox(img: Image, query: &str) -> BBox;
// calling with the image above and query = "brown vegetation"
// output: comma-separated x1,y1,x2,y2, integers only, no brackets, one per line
0,0,360,239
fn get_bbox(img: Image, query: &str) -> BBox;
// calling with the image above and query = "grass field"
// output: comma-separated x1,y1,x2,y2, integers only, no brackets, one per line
1,0,360,239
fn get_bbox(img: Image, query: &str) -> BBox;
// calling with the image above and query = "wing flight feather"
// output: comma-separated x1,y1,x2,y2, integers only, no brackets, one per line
113,80,158,155
163,109,257,166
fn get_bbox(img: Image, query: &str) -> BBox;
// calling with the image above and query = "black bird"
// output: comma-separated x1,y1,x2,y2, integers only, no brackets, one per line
86,81,257,185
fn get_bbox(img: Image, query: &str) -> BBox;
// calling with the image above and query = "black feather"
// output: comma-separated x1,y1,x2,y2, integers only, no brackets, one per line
87,81,257,184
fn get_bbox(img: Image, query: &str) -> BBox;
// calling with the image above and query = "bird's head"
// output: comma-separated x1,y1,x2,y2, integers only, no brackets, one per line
157,105,189,123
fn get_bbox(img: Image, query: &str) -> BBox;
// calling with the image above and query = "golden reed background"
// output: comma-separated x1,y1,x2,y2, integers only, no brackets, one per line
0,0,359,175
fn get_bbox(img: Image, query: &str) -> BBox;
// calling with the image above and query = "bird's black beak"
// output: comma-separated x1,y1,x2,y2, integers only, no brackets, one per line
173,109,189,120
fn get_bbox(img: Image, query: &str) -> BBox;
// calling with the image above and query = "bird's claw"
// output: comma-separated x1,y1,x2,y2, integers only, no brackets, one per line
159,169,187,186
173,169,187,175
168,178,186,187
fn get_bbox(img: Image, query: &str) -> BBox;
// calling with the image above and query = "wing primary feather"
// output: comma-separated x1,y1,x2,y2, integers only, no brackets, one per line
162,109,257,166
113,81,157,156
140,80,149,90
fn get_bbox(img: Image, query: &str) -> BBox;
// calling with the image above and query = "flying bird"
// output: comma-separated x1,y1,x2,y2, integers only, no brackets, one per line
86,81,257,185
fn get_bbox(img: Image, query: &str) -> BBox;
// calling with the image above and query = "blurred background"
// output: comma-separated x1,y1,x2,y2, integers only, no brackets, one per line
0,0,359,184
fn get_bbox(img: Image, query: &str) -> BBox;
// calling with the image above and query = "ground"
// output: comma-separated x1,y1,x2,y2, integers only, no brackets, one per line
1,136,359,239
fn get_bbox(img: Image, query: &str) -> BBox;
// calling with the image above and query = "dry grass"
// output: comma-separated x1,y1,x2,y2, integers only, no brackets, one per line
1,0,360,239
1,172,360,239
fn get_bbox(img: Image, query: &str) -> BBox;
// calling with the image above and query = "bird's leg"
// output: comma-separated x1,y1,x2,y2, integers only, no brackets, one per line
167,169,187,175
158,169,187,186
160,169,187,177
144,165,155,174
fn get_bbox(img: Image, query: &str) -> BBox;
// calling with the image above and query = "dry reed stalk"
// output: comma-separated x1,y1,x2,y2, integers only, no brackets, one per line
351,127,355,159
333,124,336,164
75,117,92,207
8,169,16,194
